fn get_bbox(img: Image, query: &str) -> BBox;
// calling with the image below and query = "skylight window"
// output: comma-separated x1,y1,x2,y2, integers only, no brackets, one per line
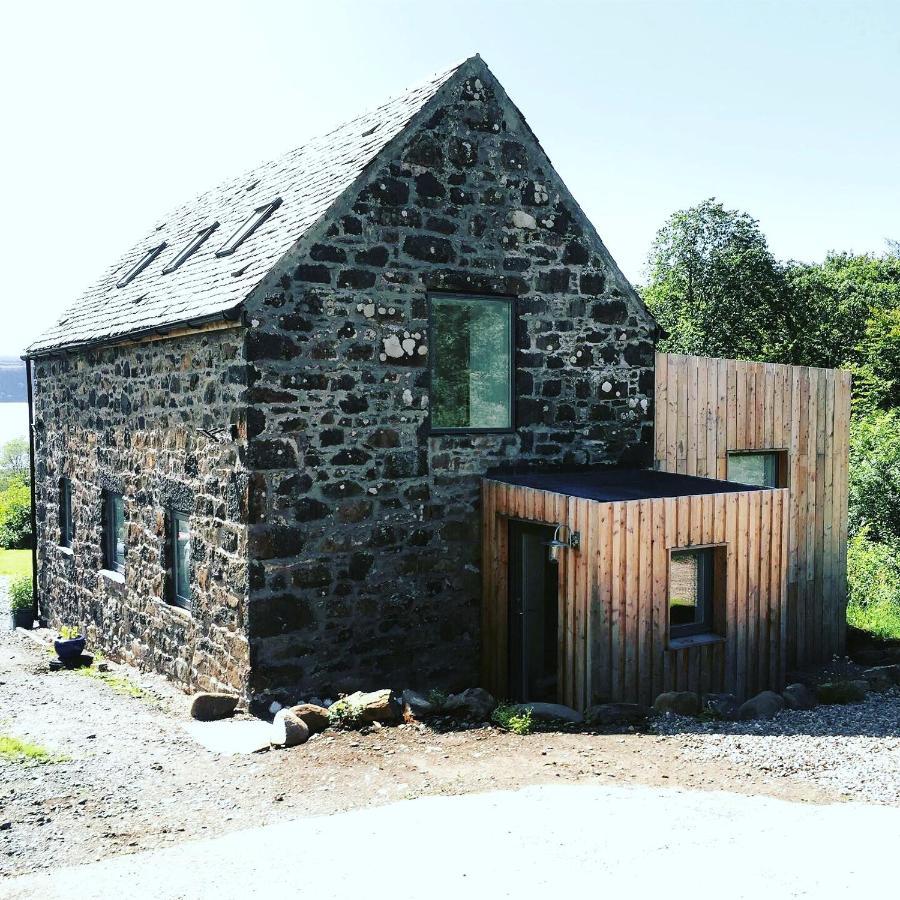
116,243,167,288
216,198,282,257
162,223,219,274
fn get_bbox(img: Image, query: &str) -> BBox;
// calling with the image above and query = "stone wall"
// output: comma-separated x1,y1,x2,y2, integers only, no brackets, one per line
31,326,251,695
242,64,657,706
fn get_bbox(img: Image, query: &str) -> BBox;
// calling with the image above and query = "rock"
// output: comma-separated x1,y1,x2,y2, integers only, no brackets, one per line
511,702,583,724
782,683,817,710
816,681,867,704
356,689,401,724
863,665,900,692
271,710,309,747
443,687,497,721
738,691,785,720
401,689,435,720
653,691,700,717
190,693,239,721
97,662,110,672
701,693,740,719
585,702,649,726
268,701,283,715
289,703,330,734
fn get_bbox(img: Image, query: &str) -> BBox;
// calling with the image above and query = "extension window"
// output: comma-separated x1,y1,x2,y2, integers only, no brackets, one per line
668,546,725,642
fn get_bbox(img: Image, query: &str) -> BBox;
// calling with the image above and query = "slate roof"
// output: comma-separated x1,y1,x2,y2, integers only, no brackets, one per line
28,60,468,356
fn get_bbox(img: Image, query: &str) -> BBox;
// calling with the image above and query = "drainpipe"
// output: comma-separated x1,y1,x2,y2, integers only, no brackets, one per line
24,356,38,624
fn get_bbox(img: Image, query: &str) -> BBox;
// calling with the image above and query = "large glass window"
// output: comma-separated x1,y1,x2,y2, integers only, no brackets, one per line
669,548,716,639
430,294,513,431
170,510,191,610
727,451,782,488
59,477,72,548
104,492,126,573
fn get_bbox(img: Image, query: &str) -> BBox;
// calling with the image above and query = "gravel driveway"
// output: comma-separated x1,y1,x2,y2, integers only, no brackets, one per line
3,606,900,883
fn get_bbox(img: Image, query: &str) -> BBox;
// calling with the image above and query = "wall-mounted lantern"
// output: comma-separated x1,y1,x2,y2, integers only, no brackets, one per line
544,523,580,564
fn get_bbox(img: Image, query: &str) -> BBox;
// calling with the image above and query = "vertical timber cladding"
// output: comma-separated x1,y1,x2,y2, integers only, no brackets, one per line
653,353,852,668
482,479,790,709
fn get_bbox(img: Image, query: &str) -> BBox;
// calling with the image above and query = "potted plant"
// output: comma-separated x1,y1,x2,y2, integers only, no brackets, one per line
54,624,86,661
8,576,33,630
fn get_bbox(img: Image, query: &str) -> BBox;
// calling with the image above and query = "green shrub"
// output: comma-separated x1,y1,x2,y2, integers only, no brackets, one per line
9,575,32,611
846,529,900,640
491,703,534,735
849,411,900,545
328,697,365,730
0,477,31,549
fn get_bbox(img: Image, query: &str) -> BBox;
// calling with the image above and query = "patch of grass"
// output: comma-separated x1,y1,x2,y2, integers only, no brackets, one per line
74,667,147,699
0,735,67,764
0,548,30,580
491,703,534,735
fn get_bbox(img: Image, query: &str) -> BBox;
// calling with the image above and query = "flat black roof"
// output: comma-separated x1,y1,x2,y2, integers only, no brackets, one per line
484,468,768,503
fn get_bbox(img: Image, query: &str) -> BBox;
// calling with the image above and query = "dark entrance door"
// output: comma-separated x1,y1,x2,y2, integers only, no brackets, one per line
508,520,559,703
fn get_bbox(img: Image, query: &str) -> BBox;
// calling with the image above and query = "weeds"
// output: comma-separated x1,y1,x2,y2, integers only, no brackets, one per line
426,689,448,711
328,697,365,730
491,703,534,735
0,735,68,764
74,667,147,700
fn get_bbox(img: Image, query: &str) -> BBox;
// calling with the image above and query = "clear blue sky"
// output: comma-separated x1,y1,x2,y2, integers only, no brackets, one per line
2,0,897,356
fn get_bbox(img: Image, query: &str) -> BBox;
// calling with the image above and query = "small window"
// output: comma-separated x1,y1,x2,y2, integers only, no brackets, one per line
429,294,513,432
669,548,718,639
727,451,784,489
116,243,167,288
216,198,282,257
59,477,72,548
170,510,191,610
162,223,219,274
103,491,126,573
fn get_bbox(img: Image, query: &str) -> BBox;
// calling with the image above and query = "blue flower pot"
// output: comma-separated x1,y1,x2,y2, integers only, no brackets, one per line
54,636,86,660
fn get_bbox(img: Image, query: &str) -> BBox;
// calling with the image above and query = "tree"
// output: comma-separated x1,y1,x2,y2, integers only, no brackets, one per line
781,251,900,373
848,410,900,545
641,198,788,361
0,476,31,549
0,437,29,485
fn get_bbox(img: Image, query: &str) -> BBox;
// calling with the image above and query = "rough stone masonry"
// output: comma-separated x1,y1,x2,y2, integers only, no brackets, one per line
240,65,656,707
29,58,656,708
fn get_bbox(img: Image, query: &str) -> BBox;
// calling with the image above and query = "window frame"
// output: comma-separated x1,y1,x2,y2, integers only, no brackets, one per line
426,291,516,436
116,242,167,288
162,222,219,274
667,545,725,642
726,449,788,489
59,477,72,548
103,491,126,574
169,508,191,611
215,198,282,257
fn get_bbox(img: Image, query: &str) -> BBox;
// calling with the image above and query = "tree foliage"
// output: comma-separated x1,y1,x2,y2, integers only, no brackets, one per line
0,437,29,489
848,410,900,545
642,198,787,361
0,476,31,549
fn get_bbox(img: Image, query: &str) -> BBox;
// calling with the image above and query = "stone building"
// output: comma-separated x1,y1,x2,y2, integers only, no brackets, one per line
26,56,659,708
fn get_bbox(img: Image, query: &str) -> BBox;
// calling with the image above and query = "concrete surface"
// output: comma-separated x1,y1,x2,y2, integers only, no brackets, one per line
3,783,895,899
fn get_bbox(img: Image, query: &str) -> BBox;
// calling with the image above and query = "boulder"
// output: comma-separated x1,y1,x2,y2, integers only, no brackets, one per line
738,690,785,720
701,693,740,720
271,710,309,747
585,703,649,726
511,702,583,725
862,665,900,692
190,693,239,721
401,689,435,720
782,683,817,710
443,687,497,721
355,689,401,724
653,691,700,717
289,703,330,734
816,680,867,704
